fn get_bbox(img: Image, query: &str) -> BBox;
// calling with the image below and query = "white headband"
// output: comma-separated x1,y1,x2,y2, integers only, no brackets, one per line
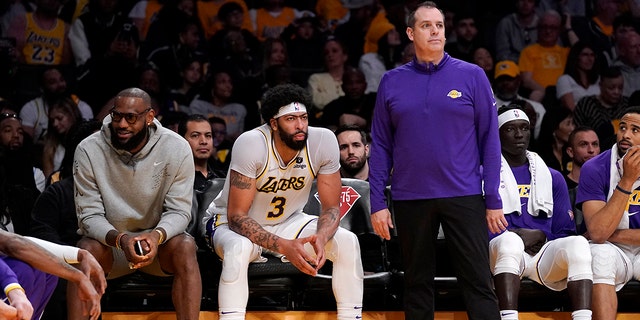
498,109,530,128
273,102,307,118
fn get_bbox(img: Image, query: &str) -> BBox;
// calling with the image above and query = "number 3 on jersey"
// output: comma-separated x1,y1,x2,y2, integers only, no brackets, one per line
267,196,286,219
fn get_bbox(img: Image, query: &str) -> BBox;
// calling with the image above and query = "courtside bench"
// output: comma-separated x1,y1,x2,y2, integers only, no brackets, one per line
100,179,640,313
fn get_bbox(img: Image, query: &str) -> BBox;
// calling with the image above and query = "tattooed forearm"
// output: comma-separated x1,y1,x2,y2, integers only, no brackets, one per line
229,215,281,253
317,207,339,238
230,171,252,190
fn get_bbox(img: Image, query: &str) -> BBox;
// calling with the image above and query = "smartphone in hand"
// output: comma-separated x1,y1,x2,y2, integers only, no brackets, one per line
135,240,146,256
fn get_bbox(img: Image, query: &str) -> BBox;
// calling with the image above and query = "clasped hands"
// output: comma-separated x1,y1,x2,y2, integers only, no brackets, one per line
281,234,327,277
119,231,161,270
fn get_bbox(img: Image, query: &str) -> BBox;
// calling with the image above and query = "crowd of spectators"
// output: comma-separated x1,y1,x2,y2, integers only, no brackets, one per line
0,0,636,151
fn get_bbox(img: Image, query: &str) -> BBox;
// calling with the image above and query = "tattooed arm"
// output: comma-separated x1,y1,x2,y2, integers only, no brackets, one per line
310,171,342,269
226,169,321,276
315,171,341,244
226,169,281,251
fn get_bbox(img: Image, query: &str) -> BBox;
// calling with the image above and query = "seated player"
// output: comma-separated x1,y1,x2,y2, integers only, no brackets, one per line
490,106,592,320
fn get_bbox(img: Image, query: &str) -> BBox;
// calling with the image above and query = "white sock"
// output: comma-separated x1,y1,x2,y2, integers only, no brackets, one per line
218,308,245,320
572,309,592,320
500,309,518,320
337,303,362,320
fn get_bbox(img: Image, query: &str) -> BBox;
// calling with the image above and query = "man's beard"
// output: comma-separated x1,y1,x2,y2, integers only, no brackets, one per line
278,127,307,150
341,157,366,176
110,124,149,152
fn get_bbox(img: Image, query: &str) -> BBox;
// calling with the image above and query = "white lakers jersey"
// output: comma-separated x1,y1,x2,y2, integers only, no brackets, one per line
205,123,340,227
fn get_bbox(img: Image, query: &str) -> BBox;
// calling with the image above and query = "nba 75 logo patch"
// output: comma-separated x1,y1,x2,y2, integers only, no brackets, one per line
313,186,361,219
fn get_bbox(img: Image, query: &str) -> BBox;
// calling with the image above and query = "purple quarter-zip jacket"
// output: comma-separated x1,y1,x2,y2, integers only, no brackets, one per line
369,53,503,213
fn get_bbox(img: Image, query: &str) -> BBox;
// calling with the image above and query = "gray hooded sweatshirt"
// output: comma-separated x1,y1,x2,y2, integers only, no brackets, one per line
74,116,195,244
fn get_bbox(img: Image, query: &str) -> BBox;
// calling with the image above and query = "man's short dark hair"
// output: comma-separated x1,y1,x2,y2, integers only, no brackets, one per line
116,87,151,107
568,126,597,148
208,116,227,127
623,106,640,117
178,114,209,137
260,84,312,122
497,103,525,115
407,1,443,28
335,124,367,145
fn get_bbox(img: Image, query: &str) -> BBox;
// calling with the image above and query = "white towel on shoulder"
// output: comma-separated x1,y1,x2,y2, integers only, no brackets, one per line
499,151,554,217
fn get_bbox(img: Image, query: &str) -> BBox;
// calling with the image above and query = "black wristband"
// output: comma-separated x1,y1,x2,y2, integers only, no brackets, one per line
616,184,632,195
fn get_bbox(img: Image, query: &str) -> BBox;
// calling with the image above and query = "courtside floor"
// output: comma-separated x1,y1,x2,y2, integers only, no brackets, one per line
102,311,639,319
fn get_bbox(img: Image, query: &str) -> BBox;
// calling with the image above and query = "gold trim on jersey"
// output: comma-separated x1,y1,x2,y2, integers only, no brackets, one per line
272,139,302,170
255,128,270,180
303,146,316,178
294,217,318,239
211,214,226,229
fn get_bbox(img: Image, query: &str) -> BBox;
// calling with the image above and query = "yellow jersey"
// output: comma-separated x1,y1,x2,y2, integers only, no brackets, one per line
23,13,67,65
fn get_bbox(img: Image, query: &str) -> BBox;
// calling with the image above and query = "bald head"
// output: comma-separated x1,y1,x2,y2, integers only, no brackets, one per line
116,87,152,107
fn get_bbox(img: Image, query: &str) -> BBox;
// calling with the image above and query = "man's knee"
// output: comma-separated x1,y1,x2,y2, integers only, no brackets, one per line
161,234,199,271
562,236,592,267
492,232,524,276
328,229,360,261
496,232,525,255
591,243,620,286
220,237,259,284
77,237,111,268
632,254,640,280
164,233,197,255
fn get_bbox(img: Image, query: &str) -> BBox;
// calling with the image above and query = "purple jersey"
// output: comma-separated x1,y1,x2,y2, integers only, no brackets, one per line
577,149,640,229
0,255,19,288
490,164,575,240
0,256,57,319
